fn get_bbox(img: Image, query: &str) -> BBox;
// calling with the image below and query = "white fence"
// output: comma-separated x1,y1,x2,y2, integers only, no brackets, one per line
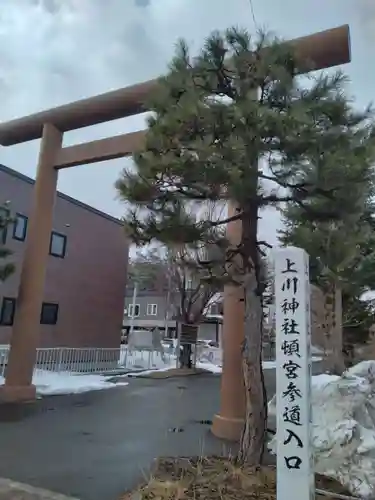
0,346,176,377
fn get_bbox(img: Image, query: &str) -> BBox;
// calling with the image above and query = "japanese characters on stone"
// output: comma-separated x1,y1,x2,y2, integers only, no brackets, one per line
280,256,304,470
274,247,313,500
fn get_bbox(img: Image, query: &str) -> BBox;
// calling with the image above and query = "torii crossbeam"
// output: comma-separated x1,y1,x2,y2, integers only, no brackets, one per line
0,26,350,438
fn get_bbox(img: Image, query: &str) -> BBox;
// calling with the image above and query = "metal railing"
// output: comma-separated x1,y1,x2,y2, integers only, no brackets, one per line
0,345,176,377
0,343,280,378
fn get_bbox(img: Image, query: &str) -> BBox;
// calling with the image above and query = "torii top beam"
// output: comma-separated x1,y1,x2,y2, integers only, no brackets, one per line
0,25,350,147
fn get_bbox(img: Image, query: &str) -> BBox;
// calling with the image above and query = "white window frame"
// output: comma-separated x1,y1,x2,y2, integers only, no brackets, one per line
49,231,67,258
13,214,28,241
128,304,140,317
147,304,158,316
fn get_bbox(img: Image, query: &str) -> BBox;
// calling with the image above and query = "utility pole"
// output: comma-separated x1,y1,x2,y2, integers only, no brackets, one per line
164,269,172,338
129,281,138,341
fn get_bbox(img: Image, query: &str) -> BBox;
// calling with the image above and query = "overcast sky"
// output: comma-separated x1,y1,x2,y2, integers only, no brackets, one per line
0,0,373,246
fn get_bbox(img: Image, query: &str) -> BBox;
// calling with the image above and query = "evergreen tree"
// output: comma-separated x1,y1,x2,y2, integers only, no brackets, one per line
128,250,170,291
279,153,375,372
0,204,15,282
116,27,375,464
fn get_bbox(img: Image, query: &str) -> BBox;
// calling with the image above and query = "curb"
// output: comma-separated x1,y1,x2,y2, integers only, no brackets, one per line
127,368,214,379
0,478,79,500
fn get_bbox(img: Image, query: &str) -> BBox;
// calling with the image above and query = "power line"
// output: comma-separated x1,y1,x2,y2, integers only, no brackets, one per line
248,0,259,30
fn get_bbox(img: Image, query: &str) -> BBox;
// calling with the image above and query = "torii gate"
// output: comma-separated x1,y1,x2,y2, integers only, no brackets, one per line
0,25,350,440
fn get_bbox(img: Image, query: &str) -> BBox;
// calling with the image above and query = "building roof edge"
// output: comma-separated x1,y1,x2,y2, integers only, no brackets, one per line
0,163,123,226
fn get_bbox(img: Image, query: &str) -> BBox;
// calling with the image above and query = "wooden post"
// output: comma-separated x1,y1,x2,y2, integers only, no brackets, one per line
0,124,63,402
212,203,246,440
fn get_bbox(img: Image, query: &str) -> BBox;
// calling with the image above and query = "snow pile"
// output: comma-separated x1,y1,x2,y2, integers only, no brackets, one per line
196,361,222,373
127,354,174,371
0,370,129,396
120,348,177,371
268,361,375,498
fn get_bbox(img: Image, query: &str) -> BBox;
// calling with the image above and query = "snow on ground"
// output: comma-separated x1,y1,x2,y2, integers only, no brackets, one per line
123,350,322,377
0,370,129,397
196,361,222,373
0,347,322,395
261,357,322,370
268,361,375,498
122,344,323,373
123,351,225,376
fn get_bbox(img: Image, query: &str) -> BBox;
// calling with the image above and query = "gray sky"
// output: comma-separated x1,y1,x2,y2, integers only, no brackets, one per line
0,0,373,246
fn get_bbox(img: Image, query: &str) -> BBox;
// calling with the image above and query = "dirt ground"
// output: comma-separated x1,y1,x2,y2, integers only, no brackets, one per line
123,457,352,500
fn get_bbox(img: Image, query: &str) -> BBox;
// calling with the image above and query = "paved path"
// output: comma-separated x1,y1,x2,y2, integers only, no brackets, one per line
0,369,284,500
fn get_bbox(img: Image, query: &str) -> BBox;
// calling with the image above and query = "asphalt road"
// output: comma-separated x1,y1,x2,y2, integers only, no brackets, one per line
0,368,288,500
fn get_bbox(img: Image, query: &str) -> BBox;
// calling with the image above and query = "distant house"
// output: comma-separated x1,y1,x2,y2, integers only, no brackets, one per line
123,261,177,335
123,289,178,335
123,274,223,343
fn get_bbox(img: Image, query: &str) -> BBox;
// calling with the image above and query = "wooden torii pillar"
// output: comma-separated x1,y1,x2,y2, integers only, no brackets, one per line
0,26,350,412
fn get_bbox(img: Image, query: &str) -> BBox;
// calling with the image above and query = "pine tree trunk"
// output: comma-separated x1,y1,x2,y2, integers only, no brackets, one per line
234,186,268,466
332,284,345,374
322,281,335,372
237,268,267,465
322,280,345,375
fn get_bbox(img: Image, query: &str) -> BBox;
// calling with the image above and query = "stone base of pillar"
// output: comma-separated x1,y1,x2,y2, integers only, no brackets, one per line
0,384,36,403
211,413,244,441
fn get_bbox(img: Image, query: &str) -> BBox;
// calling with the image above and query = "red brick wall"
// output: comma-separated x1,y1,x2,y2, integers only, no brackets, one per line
0,166,128,348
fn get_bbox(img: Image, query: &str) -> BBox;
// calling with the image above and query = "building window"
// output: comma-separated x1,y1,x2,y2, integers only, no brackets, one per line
0,207,10,244
49,231,67,258
208,304,220,315
40,302,59,325
12,214,28,241
147,304,157,316
0,298,16,326
128,304,140,317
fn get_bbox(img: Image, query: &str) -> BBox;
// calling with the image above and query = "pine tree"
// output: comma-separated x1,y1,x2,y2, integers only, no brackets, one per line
279,152,375,373
128,250,170,291
0,204,15,282
116,27,375,464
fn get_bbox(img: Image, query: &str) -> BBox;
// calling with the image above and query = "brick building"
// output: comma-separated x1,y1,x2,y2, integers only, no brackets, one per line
0,164,128,348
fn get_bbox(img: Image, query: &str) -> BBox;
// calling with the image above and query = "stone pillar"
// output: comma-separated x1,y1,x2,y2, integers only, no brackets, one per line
211,203,245,441
0,124,63,402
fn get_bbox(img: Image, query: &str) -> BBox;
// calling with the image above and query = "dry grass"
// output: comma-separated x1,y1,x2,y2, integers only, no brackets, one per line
121,457,353,500
128,368,211,379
